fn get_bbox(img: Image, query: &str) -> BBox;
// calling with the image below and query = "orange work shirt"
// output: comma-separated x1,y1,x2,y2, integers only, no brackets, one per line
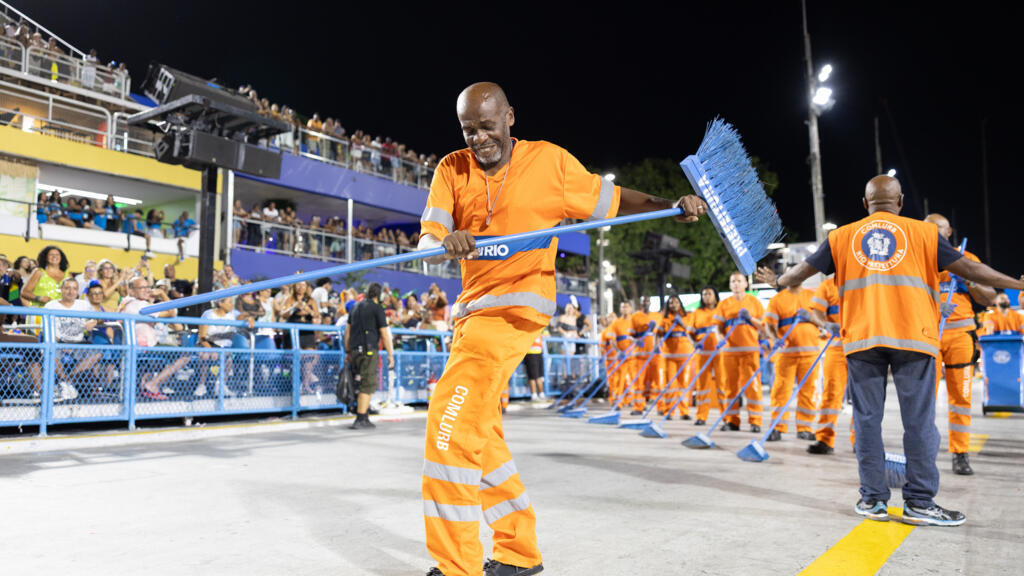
810,276,842,348
611,317,634,352
630,311,659,353
661,313,694,355
420,139,620,326
689,307,719,352
764,288,820,356
715,294,764,354
938,250,981,334
982,308,1024,335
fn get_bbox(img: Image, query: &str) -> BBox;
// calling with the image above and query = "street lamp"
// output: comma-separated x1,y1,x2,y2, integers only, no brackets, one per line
822,222,838,232
803,0,834,243
887,168,897,178
603,173,616,182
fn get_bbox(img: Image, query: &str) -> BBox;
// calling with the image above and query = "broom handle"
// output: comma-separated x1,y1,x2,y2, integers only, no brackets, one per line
550,346,618,407
655,323,742,426
573,340,641,406
757,335,835,443
141,207,685,315
937,238,968,340
703,320,800,432
608,317,681,411
639,331,709,419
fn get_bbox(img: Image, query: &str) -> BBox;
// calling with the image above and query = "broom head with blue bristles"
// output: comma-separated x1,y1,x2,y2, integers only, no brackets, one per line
679,118,783,275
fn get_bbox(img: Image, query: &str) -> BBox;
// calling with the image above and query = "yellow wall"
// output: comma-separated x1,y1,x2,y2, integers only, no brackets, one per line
1,236,202,278
0,125,202,191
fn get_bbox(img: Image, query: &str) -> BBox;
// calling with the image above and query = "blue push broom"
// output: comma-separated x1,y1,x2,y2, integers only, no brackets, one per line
639,324,741,438
141,118,783,318
737,335,835,462
880,238,968,487
618,334,707,430
547,346,617,410
586,318,682,425
680,321,800,447
560,341,639,418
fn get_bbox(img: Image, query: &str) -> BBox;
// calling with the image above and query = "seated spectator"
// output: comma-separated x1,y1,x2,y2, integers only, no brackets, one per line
84,280,120,394
173,211,195,238
46,192,74,227
88,199,108,230
146,209,165,238
164,264,193,301
43,277,98,400
22,245,67,308
196,296,254,397
75,260,98,294
311,278,332,315
120,276,184,400
96,259,125,310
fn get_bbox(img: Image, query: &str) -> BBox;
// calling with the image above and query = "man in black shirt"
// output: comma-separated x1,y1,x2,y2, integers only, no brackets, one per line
345,282,395,429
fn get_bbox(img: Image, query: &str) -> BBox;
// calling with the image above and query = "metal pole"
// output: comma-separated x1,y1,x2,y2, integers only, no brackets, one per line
803,0,826,243
874,116,883,174
346,198,354,264
224,169,235,264
197,167,218,302
598,227,606,317
981,117,991,263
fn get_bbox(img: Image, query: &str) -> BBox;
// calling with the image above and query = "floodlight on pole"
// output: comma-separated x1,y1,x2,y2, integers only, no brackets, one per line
817,64,833,82
812,86,834,107
887,168,897,177
603,173,616,182
822,222,838,232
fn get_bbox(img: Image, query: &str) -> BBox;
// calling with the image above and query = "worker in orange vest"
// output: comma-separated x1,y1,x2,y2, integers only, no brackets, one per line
715,272,766,432
629,296,661,414
982,293,1024,335
762,174,1024,527
689,286,724,425
806,275,851,454
609,301,635,404
660,294,694,419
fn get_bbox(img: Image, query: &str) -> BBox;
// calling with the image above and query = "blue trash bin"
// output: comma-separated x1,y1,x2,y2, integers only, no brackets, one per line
979,334,1024,414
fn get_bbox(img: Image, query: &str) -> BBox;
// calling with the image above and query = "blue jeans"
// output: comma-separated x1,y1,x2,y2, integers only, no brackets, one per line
847,347,940,507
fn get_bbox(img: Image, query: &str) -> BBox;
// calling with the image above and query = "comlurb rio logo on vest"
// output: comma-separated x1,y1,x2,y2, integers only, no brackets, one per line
850,220,908,272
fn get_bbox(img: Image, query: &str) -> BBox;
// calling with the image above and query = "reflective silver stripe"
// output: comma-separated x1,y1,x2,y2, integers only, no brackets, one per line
949,405,972,416
747,400,763,407
480,460,518,490
482,493,531,525
726,409,740,415
948,423,971,433
423,500,479,522
817,422,835,430
818,408,842,416
697,350,718,356
779,346,820,354
723,346,760,353
664,353,692,359
694,389,709,396
764,312,780,320
828,340,843,347
585,177,616,222
844,336,938,357
796,407,817,416
423,460,481,486
713,315,725,323
811,296,829,308
421,206,454,233
696,399,710,405
452,292,557,319
838,274,941,303
945,318,976,330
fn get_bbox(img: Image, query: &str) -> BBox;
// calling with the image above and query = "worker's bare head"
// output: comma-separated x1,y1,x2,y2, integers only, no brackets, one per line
457,82,514,170
923,213,952,241
619,300,633,316
996,292,1011,308
729,272,748,295
863,175,903,215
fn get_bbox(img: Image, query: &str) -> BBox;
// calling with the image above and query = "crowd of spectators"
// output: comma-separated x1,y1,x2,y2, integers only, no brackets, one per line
2,18,128,94
235,84,438,187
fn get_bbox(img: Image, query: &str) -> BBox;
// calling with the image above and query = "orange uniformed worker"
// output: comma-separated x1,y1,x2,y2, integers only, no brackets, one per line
924,213,997,476
806,275,850,454
763,174,1024,527
609,301,635,405
416,82,706,576
599,312,617,385
629,296,662,414
982,293,1024,335
715,272,766,432
689,286,724,425
660,294,695,419
762,275,821,440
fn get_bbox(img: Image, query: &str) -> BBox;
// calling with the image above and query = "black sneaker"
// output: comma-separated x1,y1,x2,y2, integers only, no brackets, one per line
902,503,966,527
681,414,692,421
630,409,643,416
484,558,544,576
952,452,974,476
854,498,889,521
664,414,673,421
349,415,376,430
750,424,761,433
694,419,706,426
426,568,445,576
807,441,834,455
765,429,781,442
796,431,816,440
720,422,740,431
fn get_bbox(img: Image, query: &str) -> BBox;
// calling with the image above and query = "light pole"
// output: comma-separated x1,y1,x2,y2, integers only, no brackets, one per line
598,173,615,316
803,0,834,243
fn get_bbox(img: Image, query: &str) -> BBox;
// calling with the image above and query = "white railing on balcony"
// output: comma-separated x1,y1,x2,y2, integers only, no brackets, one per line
0,80,111,146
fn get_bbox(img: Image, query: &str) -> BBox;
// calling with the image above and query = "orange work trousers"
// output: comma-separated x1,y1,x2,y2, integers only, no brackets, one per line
769,353,820,434
722,352,763,426
638,352,665,413
694,352,723,421
814,345,848,447
620,353,648,411
613,355,640,408
423,312,545,576
937,330,975,454
663,353,694,417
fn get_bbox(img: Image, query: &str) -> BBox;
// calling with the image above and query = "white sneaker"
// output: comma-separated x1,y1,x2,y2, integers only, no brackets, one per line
531,394,539,401
59,381,79,401
194,383,207,397
540,392,547,399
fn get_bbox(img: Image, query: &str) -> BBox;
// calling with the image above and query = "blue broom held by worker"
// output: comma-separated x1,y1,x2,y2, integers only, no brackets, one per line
141,118,782,316
619,330,710,429
591,317,681,418
558,340,640,414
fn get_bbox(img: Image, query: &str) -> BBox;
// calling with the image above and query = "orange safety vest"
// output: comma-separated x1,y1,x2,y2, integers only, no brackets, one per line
810,276,842,348
715,293,764,354
829,212,941,358
937,249,981,334
630,311,659,353
689,307,719,353
661,313,694,355
420,139,620,325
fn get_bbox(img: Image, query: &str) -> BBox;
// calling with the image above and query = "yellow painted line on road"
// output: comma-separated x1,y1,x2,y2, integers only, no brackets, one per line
798,507,914,576
968,433,989,453
987,412,1011,419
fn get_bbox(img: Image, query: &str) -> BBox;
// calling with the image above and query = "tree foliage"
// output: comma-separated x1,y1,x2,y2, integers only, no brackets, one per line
590,157,780,303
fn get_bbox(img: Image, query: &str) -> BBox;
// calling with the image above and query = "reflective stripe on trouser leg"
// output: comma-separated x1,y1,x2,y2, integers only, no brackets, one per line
619,357,639,409
795,354,821,433
770,355,797,433
663,357,689,416
815,348,848,447
422,313,544,576
940,331,974,453
724,352,761,426
695,354,718,421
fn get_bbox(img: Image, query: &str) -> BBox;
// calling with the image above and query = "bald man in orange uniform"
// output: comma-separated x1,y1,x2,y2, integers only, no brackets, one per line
416,82,707,576
715,272,766,432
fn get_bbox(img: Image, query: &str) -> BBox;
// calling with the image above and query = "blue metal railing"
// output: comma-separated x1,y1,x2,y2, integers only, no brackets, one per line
0,306,600,435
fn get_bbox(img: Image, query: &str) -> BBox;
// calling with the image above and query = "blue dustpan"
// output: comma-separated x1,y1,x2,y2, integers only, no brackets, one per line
885,452,906,489
737,440,769,462
588,411,621,425
618,418,652,430
681,432,715,449
561,408,588,418
639,422,668,438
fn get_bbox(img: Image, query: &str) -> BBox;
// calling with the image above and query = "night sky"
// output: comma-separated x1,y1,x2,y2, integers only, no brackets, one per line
15,1,1023,274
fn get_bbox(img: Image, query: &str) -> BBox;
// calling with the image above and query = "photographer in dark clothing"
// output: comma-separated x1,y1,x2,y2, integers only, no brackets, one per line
345,282,394,429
